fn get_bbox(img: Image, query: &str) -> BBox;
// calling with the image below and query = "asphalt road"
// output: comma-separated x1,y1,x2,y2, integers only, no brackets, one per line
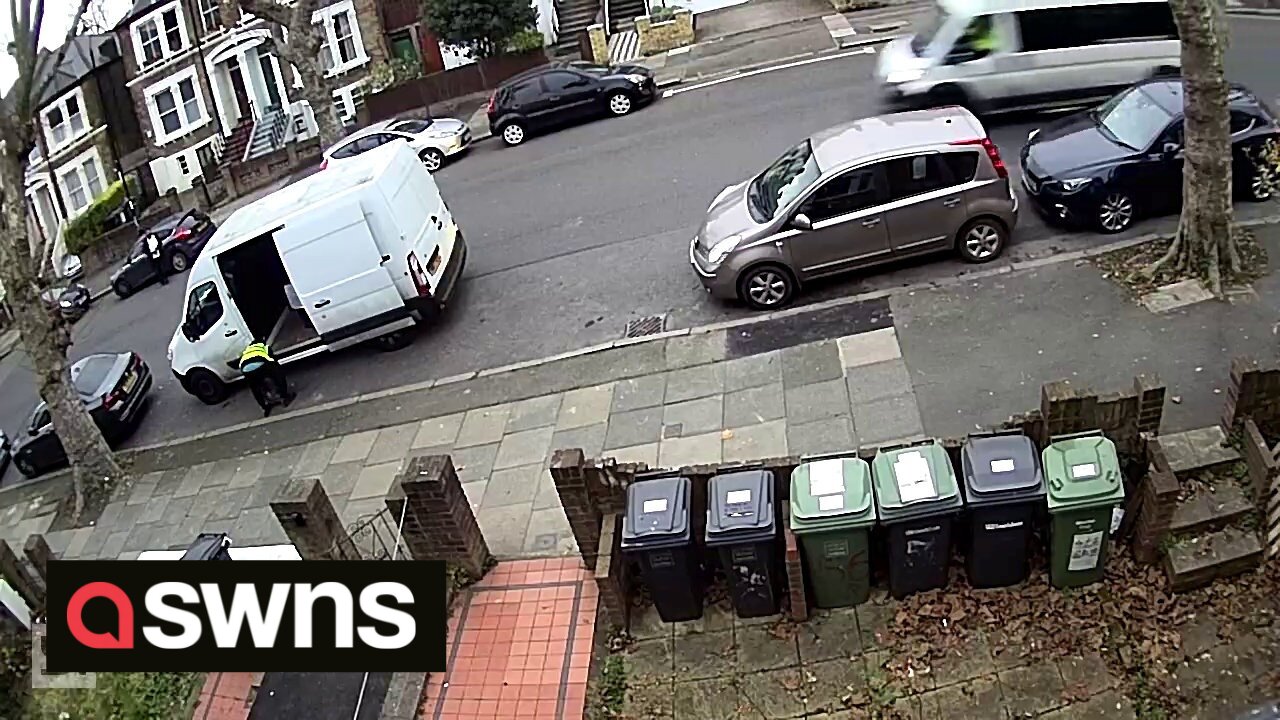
2,16,1278,476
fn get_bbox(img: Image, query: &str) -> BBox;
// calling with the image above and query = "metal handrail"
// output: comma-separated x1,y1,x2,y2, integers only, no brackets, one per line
603,0,611,36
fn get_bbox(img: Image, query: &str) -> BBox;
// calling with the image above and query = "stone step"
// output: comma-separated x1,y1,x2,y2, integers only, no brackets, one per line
1168,483,1256,537
1158,426,1243,477
1164,526,1263,593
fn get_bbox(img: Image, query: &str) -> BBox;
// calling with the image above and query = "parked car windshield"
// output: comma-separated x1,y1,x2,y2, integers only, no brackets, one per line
910,3,951,55
748,140,821,222
1096,87,1174,151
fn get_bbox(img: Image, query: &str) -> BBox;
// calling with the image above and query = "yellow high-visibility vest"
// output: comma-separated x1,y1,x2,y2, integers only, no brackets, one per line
239,342,273,367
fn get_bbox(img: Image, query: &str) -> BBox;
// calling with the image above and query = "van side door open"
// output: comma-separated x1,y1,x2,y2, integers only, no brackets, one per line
272,200,408,346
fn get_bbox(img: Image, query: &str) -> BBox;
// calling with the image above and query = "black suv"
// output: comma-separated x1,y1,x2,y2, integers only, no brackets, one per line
487,61,656,147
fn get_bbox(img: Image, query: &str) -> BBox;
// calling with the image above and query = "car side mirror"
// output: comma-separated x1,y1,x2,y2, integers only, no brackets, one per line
1163,142,1181,156
791,213,813,231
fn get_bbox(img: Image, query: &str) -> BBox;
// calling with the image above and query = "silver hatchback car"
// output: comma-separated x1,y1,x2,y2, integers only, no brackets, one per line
690,107,1018,310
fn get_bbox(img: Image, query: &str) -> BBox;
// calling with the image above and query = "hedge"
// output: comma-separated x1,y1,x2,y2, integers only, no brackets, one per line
62,179,127,255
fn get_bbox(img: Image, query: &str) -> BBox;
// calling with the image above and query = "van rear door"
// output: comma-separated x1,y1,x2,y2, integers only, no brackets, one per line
273,200,406,344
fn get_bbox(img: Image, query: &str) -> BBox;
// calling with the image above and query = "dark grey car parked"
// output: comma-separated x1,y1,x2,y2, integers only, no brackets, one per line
112,209,217,298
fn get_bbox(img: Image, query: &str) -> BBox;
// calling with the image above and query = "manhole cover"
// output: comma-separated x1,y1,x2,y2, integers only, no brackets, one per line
624,314,668,338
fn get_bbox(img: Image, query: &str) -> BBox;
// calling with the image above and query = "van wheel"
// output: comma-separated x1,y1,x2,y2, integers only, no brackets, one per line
370,329,414,352
113,279,132,298
500,122,526,147
738,264,796,311
169,250,189,273
957,218,1007,263
183,368,229,405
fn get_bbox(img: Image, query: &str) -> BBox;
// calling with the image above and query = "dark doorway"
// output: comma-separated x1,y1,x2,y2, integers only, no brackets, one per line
258,53,282,109
227,58,252,118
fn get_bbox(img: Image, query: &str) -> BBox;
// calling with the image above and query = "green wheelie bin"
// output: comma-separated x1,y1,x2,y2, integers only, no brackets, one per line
789,457,878,608
1042,431,1126,589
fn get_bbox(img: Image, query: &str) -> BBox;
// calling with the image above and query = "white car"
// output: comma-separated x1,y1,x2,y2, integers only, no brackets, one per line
321,117,472,172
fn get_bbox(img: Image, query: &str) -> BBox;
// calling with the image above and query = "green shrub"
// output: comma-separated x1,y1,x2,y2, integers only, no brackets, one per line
649,5,678,22
25,671,203,719
63,179,126,255
507,28,546,54
369,56,426,93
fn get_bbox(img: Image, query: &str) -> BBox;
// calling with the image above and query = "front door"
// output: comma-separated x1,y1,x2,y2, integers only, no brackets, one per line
258,53,282,108
227,58,252,118
881,153,970,255
272,200,407,344
786,164,890,277
539,71,599,124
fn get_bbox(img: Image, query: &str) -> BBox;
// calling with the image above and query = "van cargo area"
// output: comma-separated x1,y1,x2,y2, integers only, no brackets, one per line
216,232,321,356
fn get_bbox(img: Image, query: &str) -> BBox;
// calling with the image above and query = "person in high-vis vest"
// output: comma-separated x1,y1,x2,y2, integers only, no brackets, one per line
238,341,295,416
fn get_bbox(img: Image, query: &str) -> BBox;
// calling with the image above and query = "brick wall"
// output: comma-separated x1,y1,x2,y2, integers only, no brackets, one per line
594,514,629,628
269,478,361,561
783,526,808,621
1037,375,1165,460
1222,357,1280,436
392,454,493,579
1130,437,1181,563
635,9,695,56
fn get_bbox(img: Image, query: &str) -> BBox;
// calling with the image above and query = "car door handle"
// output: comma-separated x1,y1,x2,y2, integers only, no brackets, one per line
861,218,881,227
547,94,560,101
314,300,331,309
943,198,961,208
224,329,238,338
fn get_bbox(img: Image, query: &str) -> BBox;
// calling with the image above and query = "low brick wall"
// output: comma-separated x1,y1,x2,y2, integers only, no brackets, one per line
77,223,140,278
635,9,695,56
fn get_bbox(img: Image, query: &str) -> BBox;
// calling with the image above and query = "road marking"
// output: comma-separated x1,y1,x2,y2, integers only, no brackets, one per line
661,46,877,98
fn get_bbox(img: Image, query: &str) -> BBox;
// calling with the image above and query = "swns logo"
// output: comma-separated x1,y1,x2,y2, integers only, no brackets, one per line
45,561,447,672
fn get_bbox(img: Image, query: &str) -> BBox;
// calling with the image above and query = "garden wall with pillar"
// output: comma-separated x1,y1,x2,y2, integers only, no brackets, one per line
387,454,493,579
635,9,695,56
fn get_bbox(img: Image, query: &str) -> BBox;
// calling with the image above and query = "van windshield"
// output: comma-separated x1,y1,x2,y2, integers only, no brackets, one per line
748,141,821,222
910,4,951,55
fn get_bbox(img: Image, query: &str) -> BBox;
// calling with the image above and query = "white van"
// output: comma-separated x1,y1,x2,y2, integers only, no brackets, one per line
168,141,467,405
876,0,1180,114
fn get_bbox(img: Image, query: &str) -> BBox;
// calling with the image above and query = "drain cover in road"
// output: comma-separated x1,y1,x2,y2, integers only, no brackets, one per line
625,314,668,338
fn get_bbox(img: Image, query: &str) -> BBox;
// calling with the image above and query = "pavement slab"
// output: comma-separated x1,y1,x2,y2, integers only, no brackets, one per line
612,375,668,413
605,407,665,450
456,405,512,448
659,431,724,467
796,608,863,663
724,382,787,426
802,657,869,715
505,394,564,433
786,416,858,457
665,364,726,404
723,351,785,393
663,395,725,438
741,668,807,719
998,661,1067,717
626,637,677,685
492,426,555,470
785,378,851,425
411,413,464,449
556,384,615,430
723,419,788,462
481,464,542,509
920,674,1006,720
735,624,800,673
673,629,738,680
673,676,746,719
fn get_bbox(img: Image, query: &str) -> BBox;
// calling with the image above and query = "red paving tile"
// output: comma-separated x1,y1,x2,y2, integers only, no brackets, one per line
419,558,595,720
192,672,261,720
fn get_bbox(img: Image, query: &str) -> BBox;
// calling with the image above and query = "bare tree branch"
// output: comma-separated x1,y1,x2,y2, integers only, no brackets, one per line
236,0,293,28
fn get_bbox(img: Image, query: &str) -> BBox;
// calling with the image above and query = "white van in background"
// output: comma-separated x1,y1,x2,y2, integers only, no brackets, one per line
168,141,467,405
876,0,1181,114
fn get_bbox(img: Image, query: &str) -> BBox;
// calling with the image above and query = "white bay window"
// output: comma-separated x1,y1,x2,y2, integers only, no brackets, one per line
145,68,209,144
57,148,107,214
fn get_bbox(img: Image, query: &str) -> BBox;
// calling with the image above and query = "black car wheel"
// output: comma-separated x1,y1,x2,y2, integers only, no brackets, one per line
14,455,37,479
500,122,527,147
169,250,190,273
183,368,229,405
738,264,796,311
956,217,1007,263
420,148,445,172
607,91,634,117
369,329,415,352
113,279,132,298
1096,192,1136,233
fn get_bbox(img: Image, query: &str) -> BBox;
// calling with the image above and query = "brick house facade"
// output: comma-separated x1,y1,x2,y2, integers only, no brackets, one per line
114,0,389,195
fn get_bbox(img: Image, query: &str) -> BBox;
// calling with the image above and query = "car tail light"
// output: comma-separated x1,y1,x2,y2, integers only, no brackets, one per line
952,138,1007,179
103,390,124,412
486,92,497,114
172,227,191,241
408,252,432,297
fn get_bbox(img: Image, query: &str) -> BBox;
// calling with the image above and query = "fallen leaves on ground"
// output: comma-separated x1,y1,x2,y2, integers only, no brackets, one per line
1089,228,1268,298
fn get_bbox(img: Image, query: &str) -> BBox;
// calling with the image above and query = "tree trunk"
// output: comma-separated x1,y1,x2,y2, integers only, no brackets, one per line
296,61,342,149
0,155,124,523
1152,0,1237,294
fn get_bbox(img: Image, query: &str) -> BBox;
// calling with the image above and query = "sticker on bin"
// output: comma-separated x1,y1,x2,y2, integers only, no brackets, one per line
1070,463,1098,479
808,459,846,497
642,498,668,514
817,494,845,511
1110,507,1124,535
989,458,1016,473
1068,530,1104,571
894,451,937,502
724,489,753,516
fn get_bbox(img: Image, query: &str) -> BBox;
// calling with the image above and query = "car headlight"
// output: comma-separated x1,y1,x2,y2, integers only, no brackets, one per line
708,234,743,264
59,300,72,308
885,68,924,84
624,74,648,86
1053,178,1094,193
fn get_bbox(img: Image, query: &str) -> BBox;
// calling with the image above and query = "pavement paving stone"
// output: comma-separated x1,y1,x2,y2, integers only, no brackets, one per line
623,679,675,718
1227,633,1276,681
723,351,784,393
724,382,786,427
330,429,379,464
531,468,562,511
318,461,363,501
854,602,892,650
411,413,465,449
122,523,159,552
1037,689,1136,720
256,445,304,480
931,631,996,688
549,423,608,460
736,624,800,673
664,364,725,404
348,461,401,501
604,442,660,467
451,443,498,484
161,495,195,525
461,479,485,510
673,629,737,680
662,396,725,438
124,474,160,506
845,359,914,406
612,375,668,413
137,495,171,524
202,458,240,489
366,424,417,466
154,467,187,494
481,464,542,509
627,636,676,685
785,378,852,425
786,416,858,457
919,674,1007,720
181,494,216,527
226,455,266,489
605,407,665,450
986,627,1034,670
723,419,788,463
673,677,745,719
837,327,902,369
665,331,726,370
802,657,869,716
853,392,925,446
522,507,576,555
291,438,340,477
556,384,615,430
505,395,563,433
998,661,1065,717
782,341,843,388
210,487,253,521
1055,652,1117,695
493,426,555,470
456,404,513,448
96,501,125,529
673,602,736,636
796,608,862,663
475,502,533,557
339,497,387,528
659,431,723,468
232,506,280,545
628,605,674,642
740,668,807,719
173,463,212,497
97,530,129,560
64,527,93,558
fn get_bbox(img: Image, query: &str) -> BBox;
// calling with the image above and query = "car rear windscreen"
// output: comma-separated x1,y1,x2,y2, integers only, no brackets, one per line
73,356,117,395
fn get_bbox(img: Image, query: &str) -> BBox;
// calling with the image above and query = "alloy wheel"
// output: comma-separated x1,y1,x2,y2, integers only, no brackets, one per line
171,253,188,272
502,125,525,146
964,223,1002,260
608,93,632,116
746,269,789,307
1098,194,1134,232
421,150,444,172
1250,170,1273,201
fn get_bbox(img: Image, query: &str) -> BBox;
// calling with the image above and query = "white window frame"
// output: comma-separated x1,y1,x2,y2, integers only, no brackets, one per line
131,1,190,69
196,0,222,33
331,79,366,123
56,146,108,215
144,66,210,145
41,86,89,152
313,0,368,77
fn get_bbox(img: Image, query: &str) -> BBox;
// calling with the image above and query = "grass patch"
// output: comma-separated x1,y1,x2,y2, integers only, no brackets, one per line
591,654,627,718
25,671,205,720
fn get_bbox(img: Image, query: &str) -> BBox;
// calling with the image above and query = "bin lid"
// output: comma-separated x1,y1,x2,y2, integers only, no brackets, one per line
790,458,876,530
961,434,1045,504
706,469,775,545
621,475,691,550
1042,435,1125,511
871,443,963,520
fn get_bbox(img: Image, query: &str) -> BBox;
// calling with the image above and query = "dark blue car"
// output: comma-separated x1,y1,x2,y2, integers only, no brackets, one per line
111,209,217,298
